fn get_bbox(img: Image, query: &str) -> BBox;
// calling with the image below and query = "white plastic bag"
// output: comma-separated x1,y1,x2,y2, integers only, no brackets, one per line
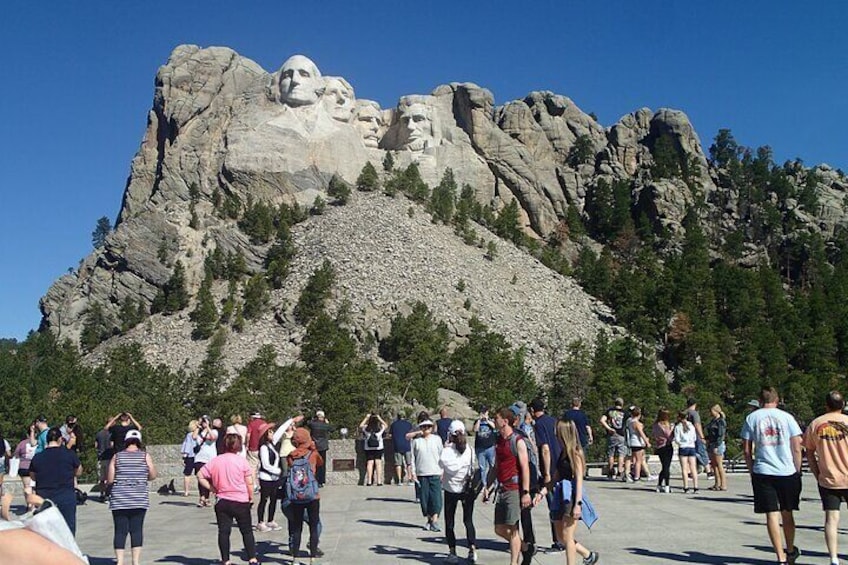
0,499,88,564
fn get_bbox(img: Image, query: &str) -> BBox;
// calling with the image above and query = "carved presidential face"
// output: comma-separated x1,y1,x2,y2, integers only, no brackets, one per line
399,102,434,151
354,102,385,148
278,55,322,107
322,77,355,122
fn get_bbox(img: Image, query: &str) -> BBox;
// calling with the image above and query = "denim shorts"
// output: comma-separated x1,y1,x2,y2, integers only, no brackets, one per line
678,447,697,457
708,442,726,456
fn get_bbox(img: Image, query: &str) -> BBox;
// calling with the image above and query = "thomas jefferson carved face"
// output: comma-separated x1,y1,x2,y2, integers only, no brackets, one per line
278,55,322,107
322,77,355,122
354,101,385,148
399,102,434,151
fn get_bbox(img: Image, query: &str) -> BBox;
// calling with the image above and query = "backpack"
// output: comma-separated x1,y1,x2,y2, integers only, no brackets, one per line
366,431,380,449
509,430,540,489
286,455,319,504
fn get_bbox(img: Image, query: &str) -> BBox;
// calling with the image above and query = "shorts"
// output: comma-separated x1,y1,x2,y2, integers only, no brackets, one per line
97,459,110,480
365,449,384,461
18,467,31,478
494,488,521,526
751,473,802,514
678,447,697,457
708,442,726,456
630,446,645,453
182,456,195,476
607,436,626,458
819,485,848,511
393,451,412,467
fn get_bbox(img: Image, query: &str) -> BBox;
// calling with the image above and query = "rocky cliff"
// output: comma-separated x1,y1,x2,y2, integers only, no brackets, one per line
40,45,848,371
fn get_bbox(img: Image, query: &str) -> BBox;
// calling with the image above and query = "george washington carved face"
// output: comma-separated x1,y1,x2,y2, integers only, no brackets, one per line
278,55,322,107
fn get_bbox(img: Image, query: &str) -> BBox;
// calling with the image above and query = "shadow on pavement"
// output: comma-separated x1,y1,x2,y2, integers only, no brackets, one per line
371,544,445,564
158,500,199,507
155,556,215,564
358,518,423,529
365,496,417,504
627,547,774,564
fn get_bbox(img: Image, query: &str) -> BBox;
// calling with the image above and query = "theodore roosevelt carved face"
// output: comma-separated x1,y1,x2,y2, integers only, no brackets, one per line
354,101,385,148
278,55,322,107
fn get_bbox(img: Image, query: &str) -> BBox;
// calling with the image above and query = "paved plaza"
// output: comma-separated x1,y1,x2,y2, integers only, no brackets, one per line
12,473,846,564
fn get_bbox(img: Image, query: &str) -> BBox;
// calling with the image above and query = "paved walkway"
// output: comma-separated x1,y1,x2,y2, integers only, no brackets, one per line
15,473,843,564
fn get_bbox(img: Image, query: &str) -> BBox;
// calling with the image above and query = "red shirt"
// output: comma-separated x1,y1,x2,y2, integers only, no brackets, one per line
495,433,521,491
246,419,266,452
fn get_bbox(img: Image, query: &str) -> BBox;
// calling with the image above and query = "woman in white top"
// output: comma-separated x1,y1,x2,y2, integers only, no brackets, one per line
256,423,282,532
359,413,387,486
439,420,478,564
192,416,219,507
673,411,699,493
626,407,651,482
226,415,248,458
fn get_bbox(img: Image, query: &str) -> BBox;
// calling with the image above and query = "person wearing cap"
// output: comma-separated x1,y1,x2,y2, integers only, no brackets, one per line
307,410,333,487
245,411,267,488
107,429,156,565
599,398,627,480
411,417,444,531
748,399,762,411
29,427,82,535
439,420,479,564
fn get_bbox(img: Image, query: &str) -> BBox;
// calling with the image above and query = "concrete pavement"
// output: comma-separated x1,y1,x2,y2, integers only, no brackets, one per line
10,472,845,564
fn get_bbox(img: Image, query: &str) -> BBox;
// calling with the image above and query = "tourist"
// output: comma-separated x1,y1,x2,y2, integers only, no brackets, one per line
510,402,539,564
472,406,497,502
543,419,599,565
626,407,651,483
805,390,848,565
33,415,50,453
307,410,333,487
13,428,37,511
411,417,444,531
198,433,259,565
193,415,219,507
256,422,282,532
436,407,453,445
706,404,728,491
530,397,562,553
179,419,198,496
686,397,710,473
212,418,226,455
389,411,414,485
652,409,674,493
245,411,267,489
741,386,803,565
359,413,387,486
107,429,156,565
29,427,82,534
0,428,9,520
599,398,627,480
95,423,113,501
105,412,142,453
562,397,593,477
226,415,248,457
60,415,83,454
439,420,478,564
493,407,532,565
674,411,699,493
286,427,324,560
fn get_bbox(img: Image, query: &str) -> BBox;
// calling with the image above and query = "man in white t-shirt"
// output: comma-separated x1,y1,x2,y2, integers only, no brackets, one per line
741,386,803,565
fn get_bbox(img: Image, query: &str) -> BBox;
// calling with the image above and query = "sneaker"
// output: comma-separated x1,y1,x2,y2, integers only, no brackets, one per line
551,542,565,552
445,553,459,564
521,542,535,565
430,521,441,532
467,548,478,563
693,488,699,494
583,551,599,565
648,474,659,481
312,548,324,558
786,546,801,564
656,486,663,493
664,485,671,493
256,523,272,532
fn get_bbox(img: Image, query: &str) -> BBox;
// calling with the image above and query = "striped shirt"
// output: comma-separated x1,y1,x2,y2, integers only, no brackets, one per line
109,450,150,511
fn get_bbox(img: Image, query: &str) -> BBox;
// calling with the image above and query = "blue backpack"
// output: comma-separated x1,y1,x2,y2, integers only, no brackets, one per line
286,455,319,504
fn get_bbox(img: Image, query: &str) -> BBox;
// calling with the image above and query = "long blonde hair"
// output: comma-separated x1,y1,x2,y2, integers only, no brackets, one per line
556,419,585,472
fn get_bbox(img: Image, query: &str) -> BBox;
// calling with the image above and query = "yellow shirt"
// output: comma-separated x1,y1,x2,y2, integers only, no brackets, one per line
805,412,848,489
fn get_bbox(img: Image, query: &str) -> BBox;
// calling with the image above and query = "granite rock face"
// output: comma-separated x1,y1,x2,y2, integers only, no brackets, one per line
41,45,848,363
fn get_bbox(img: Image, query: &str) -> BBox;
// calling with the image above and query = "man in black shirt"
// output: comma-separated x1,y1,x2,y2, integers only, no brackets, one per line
104,412,142,452
307,410,334,486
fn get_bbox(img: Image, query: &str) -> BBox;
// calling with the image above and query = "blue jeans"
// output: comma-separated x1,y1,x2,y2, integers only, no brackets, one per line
476,446,495,486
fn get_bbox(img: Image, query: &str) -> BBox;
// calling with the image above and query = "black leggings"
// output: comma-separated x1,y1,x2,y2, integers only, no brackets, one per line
288,499,320,557
257,479,280,523
443,491,476,550
112,509,146,549
214,498,256,562
657,445,673,487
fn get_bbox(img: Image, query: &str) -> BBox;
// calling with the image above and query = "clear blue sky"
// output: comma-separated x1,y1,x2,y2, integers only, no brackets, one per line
2,1,846,340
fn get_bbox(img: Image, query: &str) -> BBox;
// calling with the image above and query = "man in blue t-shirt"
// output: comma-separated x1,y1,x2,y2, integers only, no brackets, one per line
436,407,452,445
530,397,563,551
741,386,803,565
563,397,594,450
389,413,414,485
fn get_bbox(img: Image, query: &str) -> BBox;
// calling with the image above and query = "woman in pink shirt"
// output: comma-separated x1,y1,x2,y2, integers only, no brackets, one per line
198,434,259,565
652,409,674,493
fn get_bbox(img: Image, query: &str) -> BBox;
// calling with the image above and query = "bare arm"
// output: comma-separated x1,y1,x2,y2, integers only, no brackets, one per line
517,438,531,508
743,439,754,473
127,413,143,431
198,475,214,494
0,530,87,564
146,453,158,481
107,455,116,484
586,425,594,444
540,443,552,483
791,435,803,474
599,414,613,434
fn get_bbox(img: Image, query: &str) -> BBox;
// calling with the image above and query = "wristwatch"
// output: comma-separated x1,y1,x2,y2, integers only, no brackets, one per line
520,489,530,495
576,500,583,506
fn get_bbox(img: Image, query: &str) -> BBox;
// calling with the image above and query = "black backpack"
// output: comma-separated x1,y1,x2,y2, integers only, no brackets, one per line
366,431,380,448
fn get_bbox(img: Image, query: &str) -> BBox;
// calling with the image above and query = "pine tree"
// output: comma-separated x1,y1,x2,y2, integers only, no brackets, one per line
190,271,218,340
151,261,190,315
382,152,395,172
91,216,112,249
242,274,270,320
356,162,379,192
429,168,456,224
327,174,352,204
294,260,335,324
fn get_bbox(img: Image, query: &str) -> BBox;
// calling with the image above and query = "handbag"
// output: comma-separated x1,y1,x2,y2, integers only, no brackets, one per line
464,467,483,500
0,500,89,563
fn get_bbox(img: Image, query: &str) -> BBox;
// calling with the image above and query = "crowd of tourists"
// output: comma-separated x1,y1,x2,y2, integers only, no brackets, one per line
5,386,848,565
